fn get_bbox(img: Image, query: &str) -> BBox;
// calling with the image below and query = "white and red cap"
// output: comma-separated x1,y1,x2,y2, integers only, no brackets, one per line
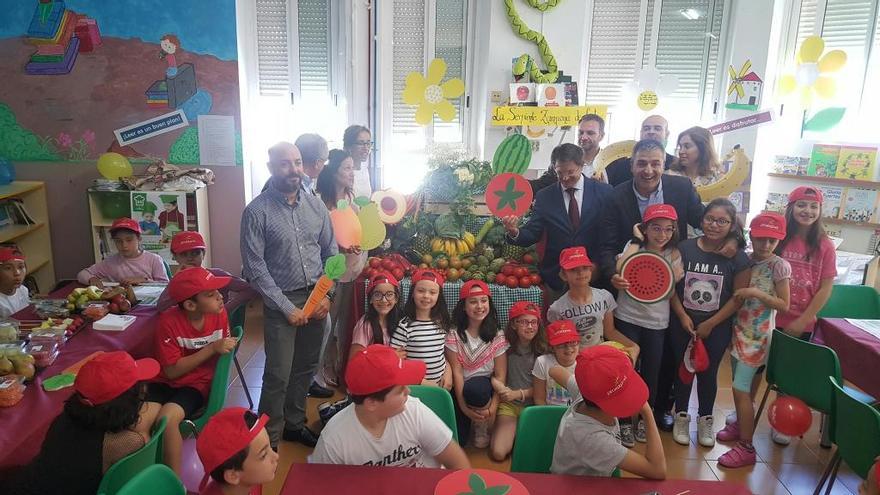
170,231,207,254
788,186,823,205
509,301,541,320
546,320,579,346
196,407,270,491
168,266,230,303
643,203,679,223
109,217,141,235
366,271,400,294
559,246,593,270
411,268,445,288
459,279,491,300
678,337,710,384
75,351,159,406
345,344,426,396
575,345,648,418
750,212,787,240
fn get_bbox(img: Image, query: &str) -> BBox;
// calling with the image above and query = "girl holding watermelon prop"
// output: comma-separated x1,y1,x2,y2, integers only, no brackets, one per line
670,198,751,448
716,212,791,468
445,280,509,449
611,203,684,446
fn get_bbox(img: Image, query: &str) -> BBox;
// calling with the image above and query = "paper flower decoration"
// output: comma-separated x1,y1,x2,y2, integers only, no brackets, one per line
402,58,465,125
622,67,679,111
778,36,846,107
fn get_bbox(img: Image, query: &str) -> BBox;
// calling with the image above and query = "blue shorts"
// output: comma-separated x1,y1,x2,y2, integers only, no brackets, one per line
730,356,761,393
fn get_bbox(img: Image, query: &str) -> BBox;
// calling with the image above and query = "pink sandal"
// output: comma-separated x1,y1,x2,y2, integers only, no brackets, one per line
718,444,756,468
716,421,740,442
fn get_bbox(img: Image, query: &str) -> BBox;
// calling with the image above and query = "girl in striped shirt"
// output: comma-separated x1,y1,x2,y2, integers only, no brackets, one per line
391,269,452,389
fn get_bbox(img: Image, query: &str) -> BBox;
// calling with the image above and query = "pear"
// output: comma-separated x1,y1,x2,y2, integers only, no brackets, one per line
0,356,13,375
14,361,35,380
358,203,386,251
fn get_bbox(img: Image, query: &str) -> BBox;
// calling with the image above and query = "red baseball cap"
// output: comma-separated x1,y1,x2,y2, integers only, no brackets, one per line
750,212,787,240
110,217,141,235
345,344,426,396
678,337,710,384
559,246,593,270
411,268,445,288
0,248,25,263
75,351,159,406
459,279,491,300
643,204,679,223
168,266,231,303
366,271,399,294
171,231,207,254
575,346,648,418
197,407,270,490
509,301,541,320
788,186,823,205
546,320,580,346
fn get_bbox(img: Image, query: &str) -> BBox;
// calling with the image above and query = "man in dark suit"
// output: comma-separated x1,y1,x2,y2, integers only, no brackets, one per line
503,143,613,299
605,115,676,187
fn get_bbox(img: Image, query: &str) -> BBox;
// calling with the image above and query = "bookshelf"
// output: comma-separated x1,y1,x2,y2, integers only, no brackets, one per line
0,181,55,293
767,173,880,190
86,188,211,273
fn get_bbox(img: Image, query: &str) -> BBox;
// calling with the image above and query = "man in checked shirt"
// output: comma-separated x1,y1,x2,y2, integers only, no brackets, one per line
241,142,338,449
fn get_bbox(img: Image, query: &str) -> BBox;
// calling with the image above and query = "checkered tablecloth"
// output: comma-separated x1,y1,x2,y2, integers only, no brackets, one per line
366,278,543,329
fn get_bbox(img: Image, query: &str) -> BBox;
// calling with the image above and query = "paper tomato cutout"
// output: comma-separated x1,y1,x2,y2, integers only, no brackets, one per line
371,189,407,224
329,199,362,249
434,469,529,495
485,173,533,218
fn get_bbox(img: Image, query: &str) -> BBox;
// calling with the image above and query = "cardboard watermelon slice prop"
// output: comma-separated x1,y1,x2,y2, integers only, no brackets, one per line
620,251,674,304
434,469,529,495
492,134,532,175
485,173,533,218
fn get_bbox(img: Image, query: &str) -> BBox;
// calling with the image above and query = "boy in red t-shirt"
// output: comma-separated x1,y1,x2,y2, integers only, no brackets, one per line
146,266,238,474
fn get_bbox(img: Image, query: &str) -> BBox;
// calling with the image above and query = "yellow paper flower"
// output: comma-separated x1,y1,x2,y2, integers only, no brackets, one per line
402,58,465,125
778,36,847,107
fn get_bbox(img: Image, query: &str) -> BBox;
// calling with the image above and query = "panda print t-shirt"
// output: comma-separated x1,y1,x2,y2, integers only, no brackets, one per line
675,238,750,326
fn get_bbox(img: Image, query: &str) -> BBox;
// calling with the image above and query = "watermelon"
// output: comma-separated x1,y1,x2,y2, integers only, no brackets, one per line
492,133,532,174
620,251,674,304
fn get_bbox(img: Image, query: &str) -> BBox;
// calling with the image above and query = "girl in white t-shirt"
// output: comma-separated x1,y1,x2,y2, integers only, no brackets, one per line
445,280,508,449
349,272,403,357
532,320,581,406
0,248,30,318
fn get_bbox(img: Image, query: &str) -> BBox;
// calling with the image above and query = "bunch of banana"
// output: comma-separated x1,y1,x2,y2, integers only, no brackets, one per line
430,231,476,257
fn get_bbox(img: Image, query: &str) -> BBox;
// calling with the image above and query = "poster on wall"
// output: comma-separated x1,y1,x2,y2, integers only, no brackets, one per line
130,191,187,265
0,0,242,164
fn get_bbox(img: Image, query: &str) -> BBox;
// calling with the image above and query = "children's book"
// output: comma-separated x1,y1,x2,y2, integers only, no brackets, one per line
835,146,877,180
764,192,789,214
819,185,845,219
808,144,841,177
773,155,809,175
841,188,878,223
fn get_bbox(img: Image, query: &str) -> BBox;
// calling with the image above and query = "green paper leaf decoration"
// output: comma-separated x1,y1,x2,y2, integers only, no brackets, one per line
803,107,846,132
468,473,487,492
336,199,349,210
324,254,346,280
353,196,371,207
485,486,511,495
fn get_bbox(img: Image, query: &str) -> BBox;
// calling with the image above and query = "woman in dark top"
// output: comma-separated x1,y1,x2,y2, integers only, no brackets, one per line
3,351,160,495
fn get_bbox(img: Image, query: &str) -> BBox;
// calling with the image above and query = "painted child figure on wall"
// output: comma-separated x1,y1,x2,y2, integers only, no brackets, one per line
139,202,161,235
159,194,185,242
160,34,180,77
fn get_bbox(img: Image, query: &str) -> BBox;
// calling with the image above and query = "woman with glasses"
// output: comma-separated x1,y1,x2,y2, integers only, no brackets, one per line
342,125,374,199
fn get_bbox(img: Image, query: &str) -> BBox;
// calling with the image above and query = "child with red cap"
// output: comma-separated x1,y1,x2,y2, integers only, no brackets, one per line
76,217,169,287
146,267,238,474
197,407,278,495
445,280,508,449
0,247,29,317
155,231,252,312
532,320,583,406
310,345,470,469
550,346,666,479
3,352,161,495
716,212,791,468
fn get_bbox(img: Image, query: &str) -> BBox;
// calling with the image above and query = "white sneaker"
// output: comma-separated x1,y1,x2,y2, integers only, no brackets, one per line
673,412,691,445
771,428,791,446
725,411,737,425
620,421,635,448
635,418,647,443
697,415,715,447
473,420,490,448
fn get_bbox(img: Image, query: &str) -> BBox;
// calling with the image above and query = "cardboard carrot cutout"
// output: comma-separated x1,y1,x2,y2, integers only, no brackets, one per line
329,199,362,249
303,254,346,318
485,173,533,218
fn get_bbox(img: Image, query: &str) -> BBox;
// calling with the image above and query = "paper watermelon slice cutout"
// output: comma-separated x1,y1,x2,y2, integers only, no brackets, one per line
620,251,674,304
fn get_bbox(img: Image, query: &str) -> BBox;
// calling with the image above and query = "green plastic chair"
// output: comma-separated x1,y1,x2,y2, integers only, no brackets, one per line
510,405,567,473
228,304,254,409
409,385,459,443
163,260,173,280
117,464,185,495
817,284,880,319
816,377,880,495
97,416,168,495
180,325,242,437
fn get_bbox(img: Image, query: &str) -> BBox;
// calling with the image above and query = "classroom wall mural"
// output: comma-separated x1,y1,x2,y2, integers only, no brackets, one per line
0,0,242,165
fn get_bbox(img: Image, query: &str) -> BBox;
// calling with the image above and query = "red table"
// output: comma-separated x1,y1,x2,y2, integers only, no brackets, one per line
816,318,880,399
281,464,753,495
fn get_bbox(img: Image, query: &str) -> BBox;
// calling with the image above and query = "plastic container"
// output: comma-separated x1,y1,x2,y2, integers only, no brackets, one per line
0,341,26,358
82,301,110,320
28,328,66,344
33,299,71,319
0,375,26,407
25,341,59,368
0,321,20,343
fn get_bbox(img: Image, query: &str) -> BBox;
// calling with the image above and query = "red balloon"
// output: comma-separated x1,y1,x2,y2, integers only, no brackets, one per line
768,396,813,436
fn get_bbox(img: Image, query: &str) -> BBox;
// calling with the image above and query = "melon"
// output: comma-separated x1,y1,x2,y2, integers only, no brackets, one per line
492,133,532,175
371,189,407,224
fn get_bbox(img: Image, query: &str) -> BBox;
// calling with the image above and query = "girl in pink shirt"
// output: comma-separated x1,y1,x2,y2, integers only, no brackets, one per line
77,218,169,286
349,271,403,357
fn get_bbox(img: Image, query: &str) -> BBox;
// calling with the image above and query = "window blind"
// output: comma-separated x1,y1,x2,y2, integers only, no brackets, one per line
433,0,467,140
298,0,332,97
585,0,643,106
392,0,427,136
654,0,717,100
256,0,290,97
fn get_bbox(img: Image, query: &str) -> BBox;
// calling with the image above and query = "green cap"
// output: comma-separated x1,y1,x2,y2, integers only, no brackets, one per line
160,194,178,204
142,202,157,213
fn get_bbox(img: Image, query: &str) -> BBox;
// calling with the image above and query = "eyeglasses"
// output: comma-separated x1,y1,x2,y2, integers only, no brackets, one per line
354,140,374,148
703,216,731,226
515,319,539,327
648,225,676,235
370,291,397,302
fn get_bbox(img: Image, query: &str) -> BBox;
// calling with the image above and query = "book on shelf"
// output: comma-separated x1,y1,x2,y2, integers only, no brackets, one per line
808,144,841,177
764,192,789,214
0,199,36,227
835,145,877,181
841,188,878,223
773,155,809,175
819,185,845,219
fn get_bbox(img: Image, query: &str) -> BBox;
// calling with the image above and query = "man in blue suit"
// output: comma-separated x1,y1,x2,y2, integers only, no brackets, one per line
502,143,613,300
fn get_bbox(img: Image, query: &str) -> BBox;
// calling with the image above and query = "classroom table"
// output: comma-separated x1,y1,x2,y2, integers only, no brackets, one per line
281,464,753,495
815,318,880,399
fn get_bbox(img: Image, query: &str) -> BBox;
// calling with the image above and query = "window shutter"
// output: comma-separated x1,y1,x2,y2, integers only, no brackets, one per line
795,0,819,46
392,0,428,136
585,0,643,106
255,0,290,97
297,0,332,97
821,0,875,65
654,0,719,100
702,0,724,110
432,0,467,140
